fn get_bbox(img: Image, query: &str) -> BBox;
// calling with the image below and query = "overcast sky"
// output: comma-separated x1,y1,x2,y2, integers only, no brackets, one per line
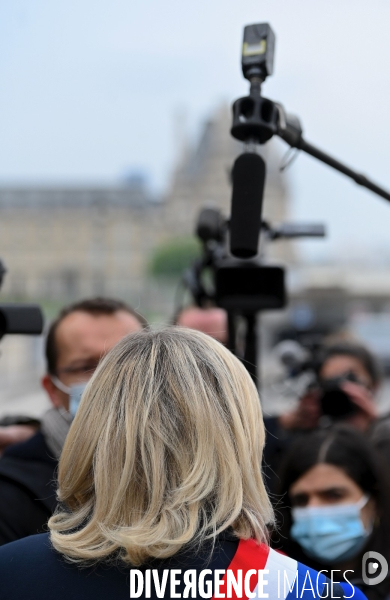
0,0,390,261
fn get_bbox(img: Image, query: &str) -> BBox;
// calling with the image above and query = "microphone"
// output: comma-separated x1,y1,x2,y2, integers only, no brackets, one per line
229,152,266,258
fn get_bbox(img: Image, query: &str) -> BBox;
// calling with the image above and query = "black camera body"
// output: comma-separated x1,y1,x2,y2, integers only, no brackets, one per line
0,259,43,339
319,372,360,419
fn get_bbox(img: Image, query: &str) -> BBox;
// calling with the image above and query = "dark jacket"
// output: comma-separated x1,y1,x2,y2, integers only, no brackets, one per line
0,531,364,600
0,431,57,545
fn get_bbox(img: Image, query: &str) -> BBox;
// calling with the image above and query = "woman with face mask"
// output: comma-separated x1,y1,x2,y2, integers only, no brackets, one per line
275,425,390,600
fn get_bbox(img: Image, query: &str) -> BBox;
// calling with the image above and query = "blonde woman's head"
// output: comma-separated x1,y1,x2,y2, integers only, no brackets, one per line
49,327,274,565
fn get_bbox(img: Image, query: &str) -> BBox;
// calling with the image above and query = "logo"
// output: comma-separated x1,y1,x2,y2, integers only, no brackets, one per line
362,551,388,586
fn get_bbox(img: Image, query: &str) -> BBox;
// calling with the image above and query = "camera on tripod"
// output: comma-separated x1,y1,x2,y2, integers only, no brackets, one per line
182,204,323,381
182,21,390,384
189,207,286,313
180,23,326,382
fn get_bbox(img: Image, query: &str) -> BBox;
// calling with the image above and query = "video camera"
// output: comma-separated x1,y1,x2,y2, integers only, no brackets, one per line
182,205,324,381
183,22,390,383
0,259,43,340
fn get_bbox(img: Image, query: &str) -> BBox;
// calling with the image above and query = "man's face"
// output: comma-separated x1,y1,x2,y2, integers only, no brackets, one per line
42,310,143,411
176,307,228,344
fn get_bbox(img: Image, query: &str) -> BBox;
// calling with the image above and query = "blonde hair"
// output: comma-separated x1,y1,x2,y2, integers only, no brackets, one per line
49,327,274,565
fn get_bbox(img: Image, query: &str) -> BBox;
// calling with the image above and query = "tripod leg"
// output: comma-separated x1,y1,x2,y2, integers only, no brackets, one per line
243,313,258,385
227,312,237,355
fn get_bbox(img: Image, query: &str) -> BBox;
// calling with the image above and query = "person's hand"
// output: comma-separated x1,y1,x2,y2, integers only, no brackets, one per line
278,390,321,431
0,425,38,455
341,381,377,431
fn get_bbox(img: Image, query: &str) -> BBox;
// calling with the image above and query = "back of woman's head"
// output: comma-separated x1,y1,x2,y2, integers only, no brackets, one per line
49,327,273,565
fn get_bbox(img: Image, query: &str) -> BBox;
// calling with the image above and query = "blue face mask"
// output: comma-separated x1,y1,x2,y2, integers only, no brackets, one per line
51,376,88,418
291,495,372,564
68,383,88,417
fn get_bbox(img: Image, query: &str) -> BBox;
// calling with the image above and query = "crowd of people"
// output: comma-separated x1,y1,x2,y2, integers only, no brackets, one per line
0,296,388,600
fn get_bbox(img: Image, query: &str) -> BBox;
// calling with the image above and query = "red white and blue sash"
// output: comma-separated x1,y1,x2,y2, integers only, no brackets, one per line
212,539,342,600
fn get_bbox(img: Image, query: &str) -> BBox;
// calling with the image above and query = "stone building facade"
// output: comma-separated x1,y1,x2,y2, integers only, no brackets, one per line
0,186,160,302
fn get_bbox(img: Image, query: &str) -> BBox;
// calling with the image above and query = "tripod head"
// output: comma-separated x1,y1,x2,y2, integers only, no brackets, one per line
232,22,390,210
229,22,390,262
231,24,278,146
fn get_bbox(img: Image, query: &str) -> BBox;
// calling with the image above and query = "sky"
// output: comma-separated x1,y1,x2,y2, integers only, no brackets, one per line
0,0,390,262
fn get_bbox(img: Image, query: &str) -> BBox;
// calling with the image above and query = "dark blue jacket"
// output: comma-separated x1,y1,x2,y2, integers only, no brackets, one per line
0,432,57,545
0,532,367,600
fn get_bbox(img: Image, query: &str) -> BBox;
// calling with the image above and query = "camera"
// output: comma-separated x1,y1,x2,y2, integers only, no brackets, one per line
319,372,361,419
0,259,43,340
183,21,390,384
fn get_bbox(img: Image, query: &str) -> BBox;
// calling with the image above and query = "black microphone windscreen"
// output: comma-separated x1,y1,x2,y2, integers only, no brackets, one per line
229,153,266,258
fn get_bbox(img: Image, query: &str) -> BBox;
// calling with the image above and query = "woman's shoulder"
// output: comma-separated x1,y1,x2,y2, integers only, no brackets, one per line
0,532,54,563
236,540,367,600
0,533,62,599
0,532,129,600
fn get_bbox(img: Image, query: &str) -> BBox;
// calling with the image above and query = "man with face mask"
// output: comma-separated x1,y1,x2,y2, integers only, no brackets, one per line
0,297,147,546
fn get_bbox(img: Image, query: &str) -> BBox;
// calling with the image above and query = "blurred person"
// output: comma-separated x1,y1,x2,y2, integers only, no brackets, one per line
276,341,390,467
0,297,146,546
174,305,228,344
0,416,40,456
263,341,385,495
275,425,390,600
280,342,381,433
0,328,366,600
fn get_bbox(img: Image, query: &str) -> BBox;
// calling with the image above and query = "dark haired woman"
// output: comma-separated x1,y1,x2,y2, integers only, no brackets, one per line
275,425,390,600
